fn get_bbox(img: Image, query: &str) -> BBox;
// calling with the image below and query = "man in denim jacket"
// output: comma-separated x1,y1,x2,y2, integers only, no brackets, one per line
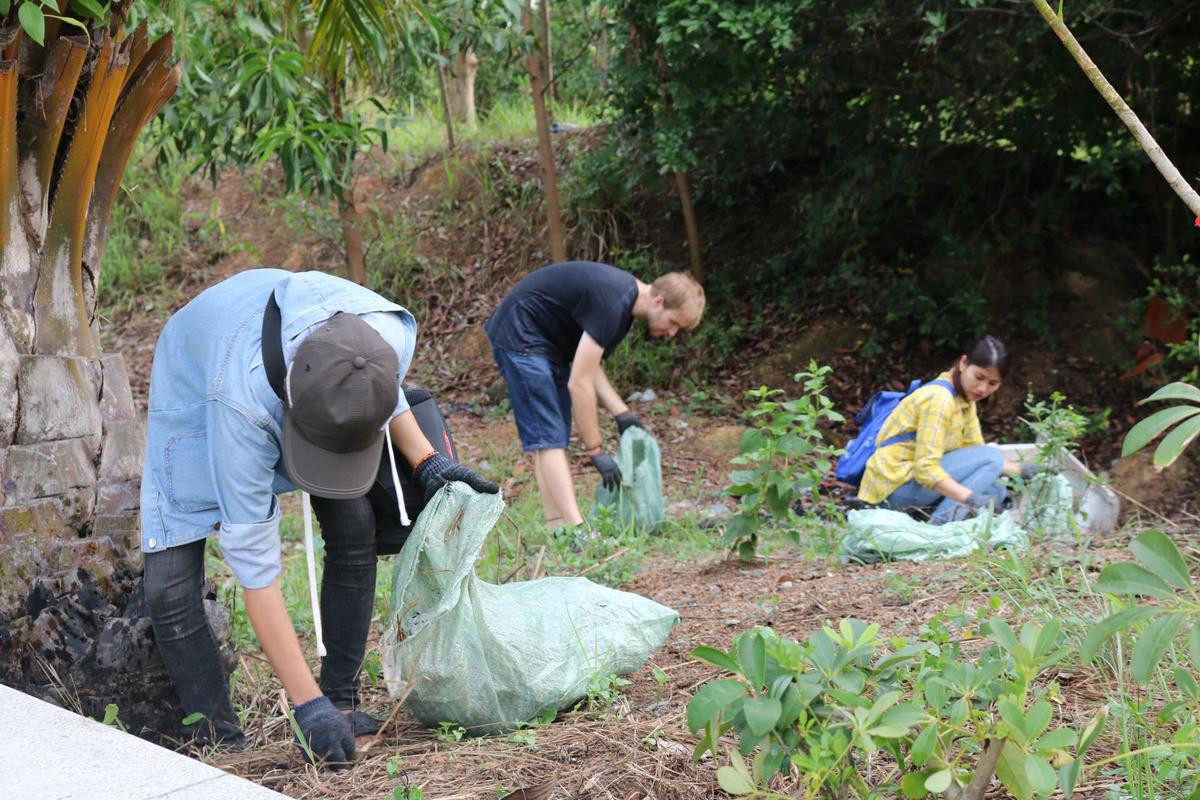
140,269,496,766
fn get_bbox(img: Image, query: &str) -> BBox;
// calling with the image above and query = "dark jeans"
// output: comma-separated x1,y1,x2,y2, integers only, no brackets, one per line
144,488,401,745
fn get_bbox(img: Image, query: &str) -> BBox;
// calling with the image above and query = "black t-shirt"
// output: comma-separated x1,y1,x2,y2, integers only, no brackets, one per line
484,261,638,365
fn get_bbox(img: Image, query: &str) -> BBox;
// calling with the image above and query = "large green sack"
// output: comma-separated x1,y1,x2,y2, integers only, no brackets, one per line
840,507,1030,565
380,483,678,734
593,426,665,532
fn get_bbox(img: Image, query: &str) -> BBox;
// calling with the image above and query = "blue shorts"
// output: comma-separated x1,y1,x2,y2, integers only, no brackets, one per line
492,346,573,451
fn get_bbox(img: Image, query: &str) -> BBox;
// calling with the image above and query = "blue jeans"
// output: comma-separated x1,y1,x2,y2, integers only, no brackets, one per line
883,445,1006,524
491,346,573,451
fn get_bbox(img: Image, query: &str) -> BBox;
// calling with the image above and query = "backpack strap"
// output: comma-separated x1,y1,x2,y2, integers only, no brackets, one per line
876,379,957,449
262,291,288,405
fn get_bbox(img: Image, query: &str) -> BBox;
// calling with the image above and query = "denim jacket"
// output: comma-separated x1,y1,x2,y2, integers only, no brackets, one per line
140,269,416,588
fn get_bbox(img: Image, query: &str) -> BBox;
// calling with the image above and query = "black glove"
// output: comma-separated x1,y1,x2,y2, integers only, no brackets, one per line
615,411,644,435
1020,462,1048,481
591,451,622,491
292,696,355,768
414,452,500,504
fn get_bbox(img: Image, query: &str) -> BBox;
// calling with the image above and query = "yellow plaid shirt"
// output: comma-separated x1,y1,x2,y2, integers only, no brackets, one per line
856,371,984,504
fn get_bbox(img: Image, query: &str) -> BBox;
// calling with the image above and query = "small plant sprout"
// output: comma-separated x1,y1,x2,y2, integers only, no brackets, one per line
434,721,466,743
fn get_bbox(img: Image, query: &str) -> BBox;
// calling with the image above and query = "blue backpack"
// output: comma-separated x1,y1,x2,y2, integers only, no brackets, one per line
834,378,954,486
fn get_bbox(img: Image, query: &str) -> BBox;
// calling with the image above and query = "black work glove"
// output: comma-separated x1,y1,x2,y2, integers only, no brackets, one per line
414,452,500,504
615,411,644,436
1020,462,1049,482
292,696,355,769
591,451,623,491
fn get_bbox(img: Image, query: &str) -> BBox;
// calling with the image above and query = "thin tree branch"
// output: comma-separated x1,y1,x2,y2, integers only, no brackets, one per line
1030,0,1200,219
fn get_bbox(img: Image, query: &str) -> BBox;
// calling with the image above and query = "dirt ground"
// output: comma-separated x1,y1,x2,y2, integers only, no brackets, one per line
96,145,1197,799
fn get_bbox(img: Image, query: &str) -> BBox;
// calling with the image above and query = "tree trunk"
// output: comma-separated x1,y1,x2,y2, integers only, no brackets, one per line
328,82,368,285
539,0,558,106
0,16,186,737
340,188,367,285
654,46,704,283
436,59,457,151
673,170,704,283
445,49,479,130
523,2,567,263
1030,0,1200,218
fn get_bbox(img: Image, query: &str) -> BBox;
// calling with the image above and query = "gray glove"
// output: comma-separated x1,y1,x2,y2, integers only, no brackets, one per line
1020,462,1047,481
591,451,622,491
965,491,992,510
615,411,644,435
292,696,354,768
415,452,500,504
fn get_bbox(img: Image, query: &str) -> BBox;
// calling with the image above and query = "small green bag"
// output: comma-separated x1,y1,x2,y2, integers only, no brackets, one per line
594,427,665,532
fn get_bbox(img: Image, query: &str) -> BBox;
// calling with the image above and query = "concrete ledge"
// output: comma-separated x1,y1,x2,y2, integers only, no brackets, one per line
0,683,290,800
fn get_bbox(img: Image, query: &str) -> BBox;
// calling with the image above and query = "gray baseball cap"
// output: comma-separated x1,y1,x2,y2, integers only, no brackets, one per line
282,313,400,498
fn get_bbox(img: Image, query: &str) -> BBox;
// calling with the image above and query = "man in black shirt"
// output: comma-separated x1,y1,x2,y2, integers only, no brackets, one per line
484,262,705,528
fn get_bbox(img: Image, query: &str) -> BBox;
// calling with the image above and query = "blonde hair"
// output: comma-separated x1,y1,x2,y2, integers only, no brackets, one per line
650,272,706,329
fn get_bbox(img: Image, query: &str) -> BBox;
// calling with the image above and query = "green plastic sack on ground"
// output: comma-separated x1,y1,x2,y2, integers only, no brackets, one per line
380,483,678,734
593,427,665,532
840,507,1030,565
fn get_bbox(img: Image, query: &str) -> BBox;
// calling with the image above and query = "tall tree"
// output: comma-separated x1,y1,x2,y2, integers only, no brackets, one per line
522,0,566,261
0,0,180,727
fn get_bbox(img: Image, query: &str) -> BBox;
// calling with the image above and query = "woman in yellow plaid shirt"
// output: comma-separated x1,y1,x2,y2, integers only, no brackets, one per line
856,336,1036,524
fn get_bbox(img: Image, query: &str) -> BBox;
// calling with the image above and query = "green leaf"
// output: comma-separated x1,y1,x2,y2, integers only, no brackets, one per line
996,741,1035,800
1141,382,1200,406
910,724,938,766
986,618,1018,652
1059,760,1081,799
1122,405,1200,456
181,712,205,725
718,753,757,795
924,769,952,793
1024,755,1057,795
1129,530,1192,590
1132,613,1184,684
1189,623,1200,669
18,2,45,45
901,771,931,799
1154,415,1200,469
737,631,767,689
71,0,105,19
0,2,10,16
686,680,747,733
1077,708,1107,755
716,765,756,795
102,704,119,725
1096,563,1176,599
1036,727,1077,752
743,696,782,737
998,698,1030,745
1175,666,1199,699
692,646,741,675
1024,699,1052,740
1080,606,1159,663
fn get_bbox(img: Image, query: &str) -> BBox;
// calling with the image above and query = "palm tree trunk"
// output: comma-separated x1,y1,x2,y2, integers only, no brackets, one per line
0,16,184,736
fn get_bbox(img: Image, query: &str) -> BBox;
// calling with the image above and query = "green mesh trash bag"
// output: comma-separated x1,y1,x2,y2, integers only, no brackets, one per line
380,483,678,734
593,427,665,532
840,507,1030,565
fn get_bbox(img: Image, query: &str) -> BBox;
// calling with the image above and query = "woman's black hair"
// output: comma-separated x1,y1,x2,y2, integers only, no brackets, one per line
963,335,1009,378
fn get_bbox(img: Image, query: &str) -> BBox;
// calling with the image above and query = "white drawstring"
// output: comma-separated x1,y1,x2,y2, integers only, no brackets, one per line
301,491,326,658
302,427,409,660
384,424,412,528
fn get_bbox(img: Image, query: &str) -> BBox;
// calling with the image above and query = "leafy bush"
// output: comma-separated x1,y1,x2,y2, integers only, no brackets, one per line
723,363,843,560
687,616,1103,799
1121,382,1200,469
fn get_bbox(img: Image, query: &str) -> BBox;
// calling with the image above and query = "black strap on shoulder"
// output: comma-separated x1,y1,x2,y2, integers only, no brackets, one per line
262,291,288,405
